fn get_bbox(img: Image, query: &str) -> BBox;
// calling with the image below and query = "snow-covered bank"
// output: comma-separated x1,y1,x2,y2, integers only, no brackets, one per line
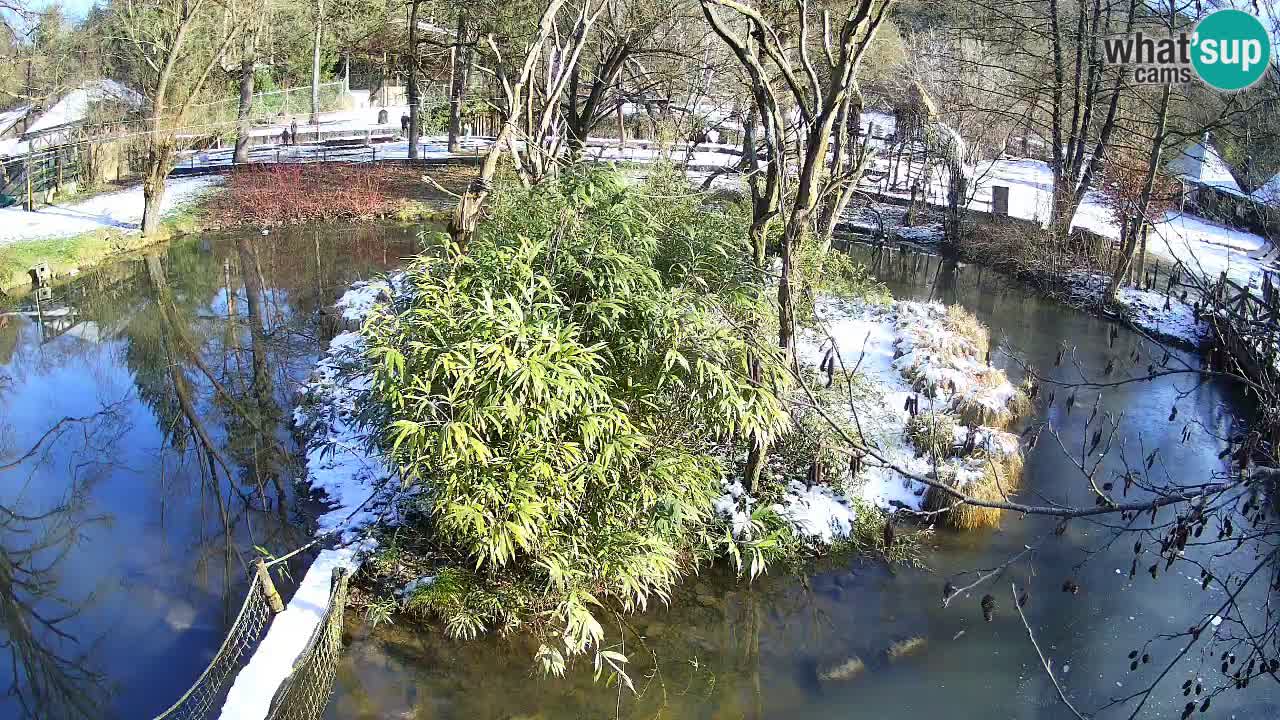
715,298,1029,540
0,176,222,247
1064,272,1211,349
217,280,401,720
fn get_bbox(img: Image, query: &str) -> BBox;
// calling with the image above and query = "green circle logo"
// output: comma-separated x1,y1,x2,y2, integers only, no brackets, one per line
1192,9,1271,91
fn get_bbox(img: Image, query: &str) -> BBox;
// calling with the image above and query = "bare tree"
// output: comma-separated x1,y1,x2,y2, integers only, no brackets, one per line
446,7,474,153
111,0,242,236
233,1,267,164
310,0,324,125
701,0,891,354
446,0,584,248
407,0,422,158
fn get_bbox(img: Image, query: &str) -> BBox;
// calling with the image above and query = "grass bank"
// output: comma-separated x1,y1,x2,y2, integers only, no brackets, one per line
0,202,214,294
0,162,478,295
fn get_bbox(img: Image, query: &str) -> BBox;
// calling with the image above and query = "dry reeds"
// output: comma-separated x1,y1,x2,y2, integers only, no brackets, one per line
945,305,989,355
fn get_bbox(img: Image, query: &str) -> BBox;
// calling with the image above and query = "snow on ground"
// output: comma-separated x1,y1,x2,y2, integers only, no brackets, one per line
579,143,741,168
714,297,1025,542
978,161,1275,287
219,279,402,720
1064,272,1211,349
1143,213,1272,289
0,176,223,247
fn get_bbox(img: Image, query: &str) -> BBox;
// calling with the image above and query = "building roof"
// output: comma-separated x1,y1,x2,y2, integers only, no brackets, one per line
24,80,142,137
1252,171,1280,206
0,105,31,136
1166,133,1244,195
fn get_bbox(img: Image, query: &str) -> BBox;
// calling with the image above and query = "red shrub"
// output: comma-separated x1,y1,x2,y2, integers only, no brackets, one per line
214,163,412,226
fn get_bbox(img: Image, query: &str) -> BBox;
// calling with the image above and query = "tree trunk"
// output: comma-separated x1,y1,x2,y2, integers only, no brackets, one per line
141,139,173,237
407,0,421,159
449,122,513,249
1134,223,1148,283
616,92,626,149
447,10,469,153
310,0,323,126
233,54,255,164
1106,83,1171,302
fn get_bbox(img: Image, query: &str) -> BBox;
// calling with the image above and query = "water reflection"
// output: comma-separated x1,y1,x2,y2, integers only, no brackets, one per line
0,223,419,719
328,242,1274,720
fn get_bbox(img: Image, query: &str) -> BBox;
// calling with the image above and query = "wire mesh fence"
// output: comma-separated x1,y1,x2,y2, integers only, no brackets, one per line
264,568,351,720
193,82,351,130
152,575,275,720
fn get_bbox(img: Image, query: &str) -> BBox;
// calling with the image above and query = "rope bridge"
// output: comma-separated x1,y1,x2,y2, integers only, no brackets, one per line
152,560,351,720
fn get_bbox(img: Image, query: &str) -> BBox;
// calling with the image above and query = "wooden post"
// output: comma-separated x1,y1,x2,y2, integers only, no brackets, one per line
256,558,285,613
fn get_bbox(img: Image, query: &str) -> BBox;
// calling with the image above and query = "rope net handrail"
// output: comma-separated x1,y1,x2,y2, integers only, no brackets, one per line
151,576,274,720
151,564,352,720
264,568,352,720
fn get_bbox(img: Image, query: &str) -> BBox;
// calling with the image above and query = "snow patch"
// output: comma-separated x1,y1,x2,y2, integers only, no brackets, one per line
713,297,1027,542
216,544,369,720
219,275,405,720
0,176,223,247
1065,272,1210,348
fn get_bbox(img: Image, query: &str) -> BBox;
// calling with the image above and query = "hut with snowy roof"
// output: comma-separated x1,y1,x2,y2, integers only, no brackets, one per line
1164,132,1256,226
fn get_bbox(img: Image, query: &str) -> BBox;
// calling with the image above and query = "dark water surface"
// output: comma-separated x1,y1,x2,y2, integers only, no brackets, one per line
326,244,1277,719
0,224,419,719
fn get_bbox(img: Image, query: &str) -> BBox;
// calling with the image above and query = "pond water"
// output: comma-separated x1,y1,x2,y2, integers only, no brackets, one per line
326,243,1277,719
0,224,420,720
4,227,1272,720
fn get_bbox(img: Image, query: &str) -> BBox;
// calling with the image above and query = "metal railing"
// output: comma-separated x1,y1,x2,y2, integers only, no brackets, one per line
1,144,82,209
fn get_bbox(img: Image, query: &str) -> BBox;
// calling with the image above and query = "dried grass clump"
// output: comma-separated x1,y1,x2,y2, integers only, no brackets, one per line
952,396,1001,428
950,377,1031,430
923,465,1006,530
888,636,927,661
979,450,1024,495
1009,377,1035,418
945,305,989,355
905,411,958,459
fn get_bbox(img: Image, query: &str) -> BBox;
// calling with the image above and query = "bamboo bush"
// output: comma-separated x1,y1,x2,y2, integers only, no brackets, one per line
361,168,793,675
